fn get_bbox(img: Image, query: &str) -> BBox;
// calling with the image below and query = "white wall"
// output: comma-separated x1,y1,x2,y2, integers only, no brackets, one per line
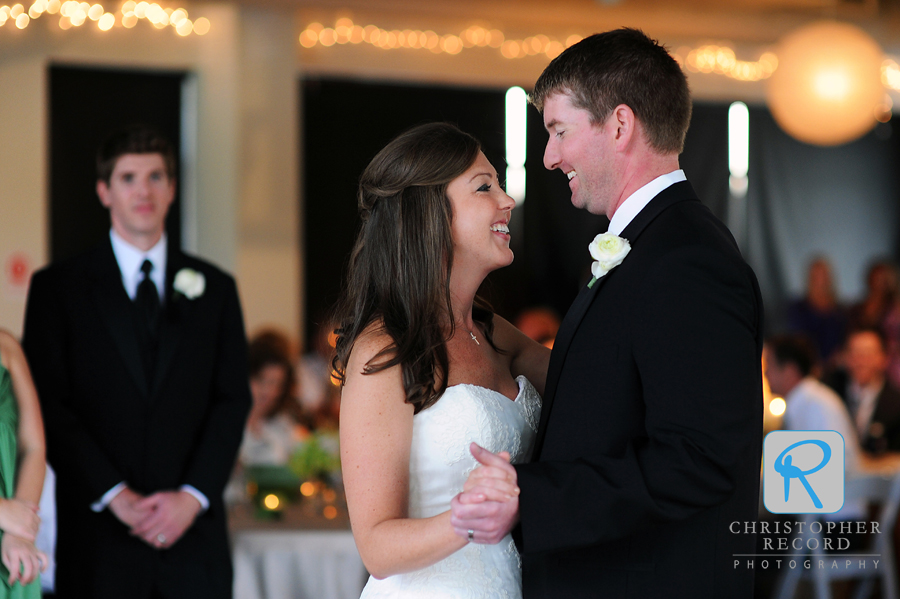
235,8,301,342
0,54,46,335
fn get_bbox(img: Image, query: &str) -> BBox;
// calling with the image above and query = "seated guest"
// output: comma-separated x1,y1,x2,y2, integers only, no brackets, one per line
827,328,900,455
848,260,899,330
0,330,48,595
847,260,900,389
786,257,846,367
764,334,865,522
240,330,302,466
296,319,340,431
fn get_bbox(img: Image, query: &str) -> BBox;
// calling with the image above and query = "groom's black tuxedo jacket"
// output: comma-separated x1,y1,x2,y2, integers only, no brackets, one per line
23,239,251,599
515,182,763,598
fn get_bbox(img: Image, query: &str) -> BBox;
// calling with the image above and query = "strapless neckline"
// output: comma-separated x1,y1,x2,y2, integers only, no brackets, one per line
360,373,540,599
444,374,528,403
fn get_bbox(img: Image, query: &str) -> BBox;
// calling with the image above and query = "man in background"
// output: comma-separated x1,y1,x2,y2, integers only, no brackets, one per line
827,328,900,455
765,334,866,523
23,125,250,598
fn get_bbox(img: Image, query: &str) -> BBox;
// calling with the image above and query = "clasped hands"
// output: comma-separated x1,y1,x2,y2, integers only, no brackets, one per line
109,487,201,550
0,497,48,586
450,443,521,545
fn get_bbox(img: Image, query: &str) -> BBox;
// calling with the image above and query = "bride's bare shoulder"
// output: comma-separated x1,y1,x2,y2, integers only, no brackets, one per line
346,320,394,370
342,320,407,397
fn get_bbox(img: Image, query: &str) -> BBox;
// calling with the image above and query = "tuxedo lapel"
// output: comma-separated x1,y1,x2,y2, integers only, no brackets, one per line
533,276,606,458
871,387,900,431
151,249,191,396
90,241,150,396
532,181,699,459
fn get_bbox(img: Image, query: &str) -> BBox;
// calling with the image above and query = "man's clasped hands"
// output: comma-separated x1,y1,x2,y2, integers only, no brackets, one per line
109,487,201,550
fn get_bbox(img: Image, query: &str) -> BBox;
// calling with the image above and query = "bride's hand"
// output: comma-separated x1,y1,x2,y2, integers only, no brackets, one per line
462,444,519,501
451,446,522,545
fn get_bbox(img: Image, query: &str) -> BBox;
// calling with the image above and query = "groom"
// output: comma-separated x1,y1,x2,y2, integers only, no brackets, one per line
451,29,763,598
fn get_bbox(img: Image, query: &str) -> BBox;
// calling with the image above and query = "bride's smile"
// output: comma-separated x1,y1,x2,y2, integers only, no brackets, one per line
447,151,516,276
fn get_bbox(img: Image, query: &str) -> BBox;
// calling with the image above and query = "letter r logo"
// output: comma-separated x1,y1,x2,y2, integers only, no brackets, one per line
764,430,845,514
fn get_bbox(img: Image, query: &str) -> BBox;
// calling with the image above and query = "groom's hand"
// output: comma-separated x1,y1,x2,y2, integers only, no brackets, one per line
450,443,520,544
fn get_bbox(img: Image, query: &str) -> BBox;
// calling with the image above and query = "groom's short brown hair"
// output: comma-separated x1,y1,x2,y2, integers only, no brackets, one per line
530,28,692,155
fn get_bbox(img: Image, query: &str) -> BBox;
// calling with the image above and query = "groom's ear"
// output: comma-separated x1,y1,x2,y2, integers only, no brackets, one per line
611,104,636,150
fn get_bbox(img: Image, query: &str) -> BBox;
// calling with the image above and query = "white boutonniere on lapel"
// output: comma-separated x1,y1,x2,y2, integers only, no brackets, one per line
587,233,631,288
173,268,206,300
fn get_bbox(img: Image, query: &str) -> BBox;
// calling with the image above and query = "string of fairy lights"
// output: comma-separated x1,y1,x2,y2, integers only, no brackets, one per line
298,17,900,90
0,0,209,35
4,3,900,93
299,18,781,82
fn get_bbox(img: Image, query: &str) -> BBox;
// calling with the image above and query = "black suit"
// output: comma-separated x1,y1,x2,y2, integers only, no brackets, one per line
22,239,251,599
515,182,764,598
826,370,900,454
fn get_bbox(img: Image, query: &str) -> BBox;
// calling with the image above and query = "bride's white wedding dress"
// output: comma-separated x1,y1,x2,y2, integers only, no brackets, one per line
359,375,541,599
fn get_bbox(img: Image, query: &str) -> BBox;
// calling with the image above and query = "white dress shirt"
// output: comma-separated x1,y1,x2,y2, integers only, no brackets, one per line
91,230,208,513
110,229,168,301
607,169,686,236
848,379,883,439
783,377,865,519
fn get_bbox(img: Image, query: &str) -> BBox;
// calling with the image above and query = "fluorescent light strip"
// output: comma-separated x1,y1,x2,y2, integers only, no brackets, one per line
505,86,527,205
728,101,749,197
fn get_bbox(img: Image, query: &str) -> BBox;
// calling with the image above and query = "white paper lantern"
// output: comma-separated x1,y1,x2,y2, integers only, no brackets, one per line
766,21,884,146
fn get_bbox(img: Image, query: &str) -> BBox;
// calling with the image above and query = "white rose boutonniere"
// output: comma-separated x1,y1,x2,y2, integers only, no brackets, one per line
173,268,206,300
587,233,631,288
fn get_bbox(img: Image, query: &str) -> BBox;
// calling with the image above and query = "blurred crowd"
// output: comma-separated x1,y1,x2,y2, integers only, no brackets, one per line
769,256,900,460
785,257,900,388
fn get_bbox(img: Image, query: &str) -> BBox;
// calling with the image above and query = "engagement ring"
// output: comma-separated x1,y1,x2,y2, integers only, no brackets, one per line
157,534,167,544
467,529,474,542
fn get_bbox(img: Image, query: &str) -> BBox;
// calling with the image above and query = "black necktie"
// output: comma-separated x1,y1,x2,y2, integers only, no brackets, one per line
135,259,160,335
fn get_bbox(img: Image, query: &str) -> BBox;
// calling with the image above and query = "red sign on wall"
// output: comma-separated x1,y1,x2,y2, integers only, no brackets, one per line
5,252,31,290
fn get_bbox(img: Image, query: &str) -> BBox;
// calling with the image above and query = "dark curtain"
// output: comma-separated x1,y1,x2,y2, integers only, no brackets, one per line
744,107,900,333
49,65,184,262
302,81,900,345
302,78,506,348
681,102,730,222
301,79,731,345
512,100,729,322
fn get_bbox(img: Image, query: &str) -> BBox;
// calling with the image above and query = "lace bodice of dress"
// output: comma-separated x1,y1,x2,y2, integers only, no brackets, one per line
359,375,541,599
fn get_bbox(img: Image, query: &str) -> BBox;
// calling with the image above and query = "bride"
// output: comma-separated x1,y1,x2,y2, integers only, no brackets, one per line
333,122,550,598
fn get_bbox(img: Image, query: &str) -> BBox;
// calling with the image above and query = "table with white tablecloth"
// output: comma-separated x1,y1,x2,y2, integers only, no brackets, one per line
230,504,368,599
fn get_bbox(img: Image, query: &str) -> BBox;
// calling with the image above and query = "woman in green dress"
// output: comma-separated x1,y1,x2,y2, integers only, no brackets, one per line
0,330,47,597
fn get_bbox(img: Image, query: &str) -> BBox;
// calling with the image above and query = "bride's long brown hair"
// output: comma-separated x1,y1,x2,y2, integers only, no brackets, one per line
331,123,497,414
